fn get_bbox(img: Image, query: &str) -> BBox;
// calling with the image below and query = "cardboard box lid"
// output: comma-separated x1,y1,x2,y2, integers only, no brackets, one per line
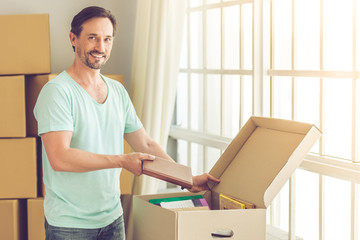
209,116,321,209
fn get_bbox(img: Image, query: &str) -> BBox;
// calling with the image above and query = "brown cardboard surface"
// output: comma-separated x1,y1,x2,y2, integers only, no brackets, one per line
0,75,26,137
36,137,46,198
0,138,37,198
25,74,57,136
212,127,304,208
0,200,27,240
27,198,45,240
133,117,322,240
133,193,180,240
104,74,125,85
209,116,321,208
177,209,265,240
134,192,266,240
0,14,50,75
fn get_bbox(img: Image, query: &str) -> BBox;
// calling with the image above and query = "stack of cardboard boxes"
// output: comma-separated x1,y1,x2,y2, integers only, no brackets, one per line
0,14,132,240
0,14,50,240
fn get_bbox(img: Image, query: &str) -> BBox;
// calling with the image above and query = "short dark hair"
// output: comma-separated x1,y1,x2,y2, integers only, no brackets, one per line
70,6,117,51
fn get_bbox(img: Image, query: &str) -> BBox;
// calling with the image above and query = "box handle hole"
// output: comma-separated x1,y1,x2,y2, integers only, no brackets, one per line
211,229,234,238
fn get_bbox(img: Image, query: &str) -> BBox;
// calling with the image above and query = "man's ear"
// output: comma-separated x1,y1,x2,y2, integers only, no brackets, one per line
69,32,77,49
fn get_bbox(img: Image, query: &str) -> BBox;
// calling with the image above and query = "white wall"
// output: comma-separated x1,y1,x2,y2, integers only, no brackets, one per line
0,0,137,88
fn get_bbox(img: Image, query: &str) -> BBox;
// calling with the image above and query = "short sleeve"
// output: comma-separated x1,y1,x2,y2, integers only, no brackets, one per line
34,82,74,135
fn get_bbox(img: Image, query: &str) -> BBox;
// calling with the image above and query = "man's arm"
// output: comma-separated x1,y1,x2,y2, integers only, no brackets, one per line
124,127,173,161
124,127,220,191
41,130,154,175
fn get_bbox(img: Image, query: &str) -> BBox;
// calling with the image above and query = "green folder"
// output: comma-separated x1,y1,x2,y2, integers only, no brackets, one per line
149,195,203,205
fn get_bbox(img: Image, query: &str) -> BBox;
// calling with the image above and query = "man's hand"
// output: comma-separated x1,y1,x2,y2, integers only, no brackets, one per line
188,173,220,193
119,152,155,176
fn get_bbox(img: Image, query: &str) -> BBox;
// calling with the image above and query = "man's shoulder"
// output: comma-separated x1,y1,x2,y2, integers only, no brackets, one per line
43,71,73,90
49,71,72,84
38,71,75,100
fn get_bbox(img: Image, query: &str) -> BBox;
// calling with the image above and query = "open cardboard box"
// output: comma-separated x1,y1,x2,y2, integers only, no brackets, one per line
133,117,321,240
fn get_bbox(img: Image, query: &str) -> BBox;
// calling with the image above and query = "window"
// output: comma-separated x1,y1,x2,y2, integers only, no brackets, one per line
172,0,254,174
169,0,360,239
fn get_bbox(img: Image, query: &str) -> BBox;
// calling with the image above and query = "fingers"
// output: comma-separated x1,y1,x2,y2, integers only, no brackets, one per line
120,152,156,176
206,173,220,183
193,173,220,184
132,162,143,176
189,173,220,193
139,153,155,161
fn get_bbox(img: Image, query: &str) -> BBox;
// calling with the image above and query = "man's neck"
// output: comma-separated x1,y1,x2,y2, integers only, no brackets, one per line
67,60,102,86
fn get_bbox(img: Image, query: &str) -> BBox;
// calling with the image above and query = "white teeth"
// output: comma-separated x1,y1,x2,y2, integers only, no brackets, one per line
91,53,104,58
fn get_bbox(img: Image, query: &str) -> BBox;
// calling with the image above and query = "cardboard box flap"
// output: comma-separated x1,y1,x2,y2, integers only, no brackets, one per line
209,117,321,209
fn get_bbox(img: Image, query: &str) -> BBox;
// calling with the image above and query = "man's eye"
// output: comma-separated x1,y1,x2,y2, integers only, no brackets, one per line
89,36,96,40
105,38,112,42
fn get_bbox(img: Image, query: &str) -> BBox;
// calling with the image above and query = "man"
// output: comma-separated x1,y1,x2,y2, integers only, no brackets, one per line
34,6,220,240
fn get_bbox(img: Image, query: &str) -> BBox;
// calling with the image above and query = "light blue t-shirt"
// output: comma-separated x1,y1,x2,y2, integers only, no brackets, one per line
34,71,142,228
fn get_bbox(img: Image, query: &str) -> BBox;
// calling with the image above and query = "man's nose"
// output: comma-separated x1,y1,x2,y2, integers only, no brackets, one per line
95,39,105,52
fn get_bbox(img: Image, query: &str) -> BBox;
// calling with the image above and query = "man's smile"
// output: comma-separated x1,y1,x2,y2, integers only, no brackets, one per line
89,51,106,59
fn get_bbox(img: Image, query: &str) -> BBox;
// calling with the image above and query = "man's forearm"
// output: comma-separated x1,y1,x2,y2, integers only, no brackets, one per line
46,146,154,176
139,140,174,162
125,127,175,162
47,147,120,172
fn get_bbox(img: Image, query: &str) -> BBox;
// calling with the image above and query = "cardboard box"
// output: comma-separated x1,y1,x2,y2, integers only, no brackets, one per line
26,74,125,136
25,74,58,136
35,137,46,198
0,75,26,137
133,116,321,240
0,138,37,198
0,200,27,240
0,14,50,75
104,74,125,85
27,198,45,240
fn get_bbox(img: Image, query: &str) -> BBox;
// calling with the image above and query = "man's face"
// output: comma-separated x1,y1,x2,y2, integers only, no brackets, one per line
74,17,114,70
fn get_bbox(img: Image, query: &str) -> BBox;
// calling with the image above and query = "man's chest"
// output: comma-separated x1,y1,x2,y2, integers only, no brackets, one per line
82,84,108,104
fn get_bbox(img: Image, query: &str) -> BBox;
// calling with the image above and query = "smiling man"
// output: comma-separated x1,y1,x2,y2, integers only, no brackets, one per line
34,6,220,240
71,18,112,70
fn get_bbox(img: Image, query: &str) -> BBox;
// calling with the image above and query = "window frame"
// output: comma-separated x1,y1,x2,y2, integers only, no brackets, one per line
169,0,360,239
